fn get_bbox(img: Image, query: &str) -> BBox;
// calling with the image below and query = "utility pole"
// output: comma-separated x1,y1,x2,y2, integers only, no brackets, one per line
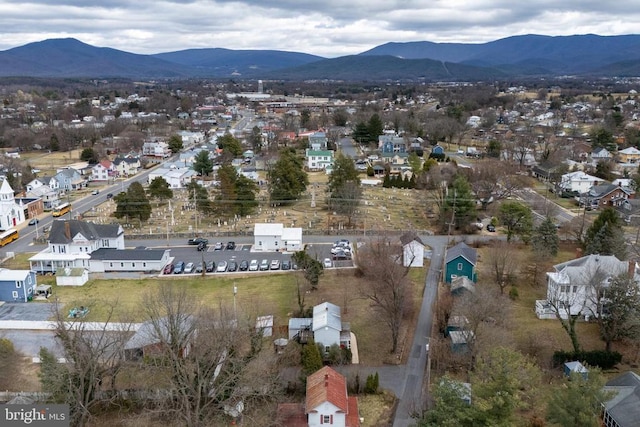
447,189,457,243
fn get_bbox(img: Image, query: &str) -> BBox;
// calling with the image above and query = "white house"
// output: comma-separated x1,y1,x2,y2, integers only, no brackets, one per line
306,149,334,171
305,366,360,427
29,220,124,273
26,186,60,211
400,231,425,267
0,179,26,230
148,166,197,189
537,254,640,320
91,160,115,181
89,248,171,273
253,223,302,252
142,140,171,159
26,176,60,193
558,171,605,194
113,156,141,177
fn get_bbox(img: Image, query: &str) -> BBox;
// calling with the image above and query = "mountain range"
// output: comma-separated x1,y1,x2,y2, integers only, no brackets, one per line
0,34,639,81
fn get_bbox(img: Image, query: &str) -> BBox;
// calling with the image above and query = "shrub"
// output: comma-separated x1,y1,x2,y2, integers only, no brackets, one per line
364,372,380,394
509,287,519,300
552,349,622,370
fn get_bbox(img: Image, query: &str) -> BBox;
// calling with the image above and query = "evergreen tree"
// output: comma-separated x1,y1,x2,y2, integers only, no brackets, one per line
368,114,384,141
168,134,183,154
383,171,391,188
301,340,323,376
584,207,626,259
328,153,362,225
498,201,534,243
532,217,559,257
267,148,308,206
186,181,212,214
114,182,151,222
546,369,613,427
216,132,243,156
443,175,476,230
147,176,173,201
192,150,213,176
235,175,259,216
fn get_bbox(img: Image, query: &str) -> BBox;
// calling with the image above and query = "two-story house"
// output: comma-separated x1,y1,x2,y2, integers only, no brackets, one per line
26,185,60,211
26,176,60,193
91,160,116,181
306,149,334,171
445,242,478,284
536,254,640,320
309,132,328,150
618,146,640,164
0,269,37,302
29,220,124,273
558,171,605,194
113,156,141,177
378,134,407,153
143,140,171,160
55,168,85,192
288,302,351,351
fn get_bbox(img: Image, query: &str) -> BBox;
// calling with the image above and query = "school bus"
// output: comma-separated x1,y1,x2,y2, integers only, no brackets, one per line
52,202,72,217
0,228,19,247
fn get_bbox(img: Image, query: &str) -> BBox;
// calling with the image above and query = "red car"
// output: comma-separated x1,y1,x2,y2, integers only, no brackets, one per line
163,263,174,274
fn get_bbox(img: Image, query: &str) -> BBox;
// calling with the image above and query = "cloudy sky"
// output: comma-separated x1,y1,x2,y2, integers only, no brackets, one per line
0,0,638,57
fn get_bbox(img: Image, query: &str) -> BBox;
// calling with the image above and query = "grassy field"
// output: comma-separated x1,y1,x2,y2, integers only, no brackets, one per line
18,260,427,366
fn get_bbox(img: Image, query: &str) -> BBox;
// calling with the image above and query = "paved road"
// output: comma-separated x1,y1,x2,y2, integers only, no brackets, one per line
393,235,446,427
338,137,359,159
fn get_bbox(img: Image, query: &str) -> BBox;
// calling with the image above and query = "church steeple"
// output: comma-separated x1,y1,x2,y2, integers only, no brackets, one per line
0,178,15,202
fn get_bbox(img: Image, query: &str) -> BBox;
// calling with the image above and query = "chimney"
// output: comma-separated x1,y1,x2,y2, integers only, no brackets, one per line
64,221,71,240
324,373,329,387
575,247,583,259
629,260,636,278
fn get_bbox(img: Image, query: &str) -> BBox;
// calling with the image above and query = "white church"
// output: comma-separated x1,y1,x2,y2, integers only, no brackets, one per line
0,179,26,231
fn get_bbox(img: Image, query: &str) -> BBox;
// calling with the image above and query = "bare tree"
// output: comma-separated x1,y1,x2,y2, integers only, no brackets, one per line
140,284,275,427
39,300,133,427
357,233,412,353
485,241,520,294
463,159,525,208
451,286,511,366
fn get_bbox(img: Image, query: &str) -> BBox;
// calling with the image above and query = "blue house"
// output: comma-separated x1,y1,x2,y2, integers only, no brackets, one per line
431,145,445,155
0,269,37,302
445,242,477,284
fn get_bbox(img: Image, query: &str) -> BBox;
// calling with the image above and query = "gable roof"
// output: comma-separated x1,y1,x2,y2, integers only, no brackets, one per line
313,302,342,332
56,168,80,179
603,371,640,427
549,254,636,284
49,220,122,244
445,242,477,265
400,231,424,246
587,183,634,198
306,366,348,413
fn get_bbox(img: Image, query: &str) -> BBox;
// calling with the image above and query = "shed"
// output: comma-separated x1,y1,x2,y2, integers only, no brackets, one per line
256,315,274,337
56,267,89,287
564,361,588,379
446,315,469,337
399,231,425,267
450,330,474,354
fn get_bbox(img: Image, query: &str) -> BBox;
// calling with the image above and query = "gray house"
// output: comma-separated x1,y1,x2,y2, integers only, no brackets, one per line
55,168,85,192
603,371,640,427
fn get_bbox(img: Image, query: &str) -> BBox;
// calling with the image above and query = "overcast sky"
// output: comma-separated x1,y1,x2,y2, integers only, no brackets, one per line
1,1,638,57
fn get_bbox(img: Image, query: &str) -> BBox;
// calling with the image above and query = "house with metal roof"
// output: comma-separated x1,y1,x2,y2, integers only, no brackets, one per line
89,248,171,273
445,242,477,283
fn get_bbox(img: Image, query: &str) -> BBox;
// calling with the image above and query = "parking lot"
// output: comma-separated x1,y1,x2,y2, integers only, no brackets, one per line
156,240,354,276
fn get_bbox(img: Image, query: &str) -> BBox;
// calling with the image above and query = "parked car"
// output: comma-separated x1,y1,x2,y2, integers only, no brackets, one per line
281,260,291,270
249,259,259,271
106,193,113,199
259,259,269,271
184,262,195,274
197,241,207,251
332,251,351,261
195,262,204,273
323,258,332,268
28,218,39,226
216,261,228,272
163,263,174,274
174,261,185,274
188,237,208,245
270,259,281,270
214,242,224,251
239,260,249,271
226,241,236,250
206,261,215,272
228,261,238,272
487,224,496,232
91,190,99,195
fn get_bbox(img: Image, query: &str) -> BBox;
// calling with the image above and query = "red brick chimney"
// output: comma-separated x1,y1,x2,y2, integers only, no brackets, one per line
629,260,636,278
64,221,71,240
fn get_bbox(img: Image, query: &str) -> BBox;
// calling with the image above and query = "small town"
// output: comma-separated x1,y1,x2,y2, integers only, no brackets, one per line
0,6,640,427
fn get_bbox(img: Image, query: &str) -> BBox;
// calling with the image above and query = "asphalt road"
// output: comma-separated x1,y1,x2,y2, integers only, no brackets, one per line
338,137,359,159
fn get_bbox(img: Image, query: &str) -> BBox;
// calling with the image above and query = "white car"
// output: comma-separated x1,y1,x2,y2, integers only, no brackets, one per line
183,262,194,274
216,261,228,272
323,258,332,268
249,259,259,271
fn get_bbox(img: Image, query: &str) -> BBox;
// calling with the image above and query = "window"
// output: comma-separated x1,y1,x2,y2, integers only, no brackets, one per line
103,239,109,247
110,263,113,268
12,291,18,299
143,263,146,268
323,415,331,424
120,263,124,267
573,286,578,293
457,262,463,271
16,281,22,288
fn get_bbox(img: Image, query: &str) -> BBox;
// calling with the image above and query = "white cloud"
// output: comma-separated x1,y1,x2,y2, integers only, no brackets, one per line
0,1,638,57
